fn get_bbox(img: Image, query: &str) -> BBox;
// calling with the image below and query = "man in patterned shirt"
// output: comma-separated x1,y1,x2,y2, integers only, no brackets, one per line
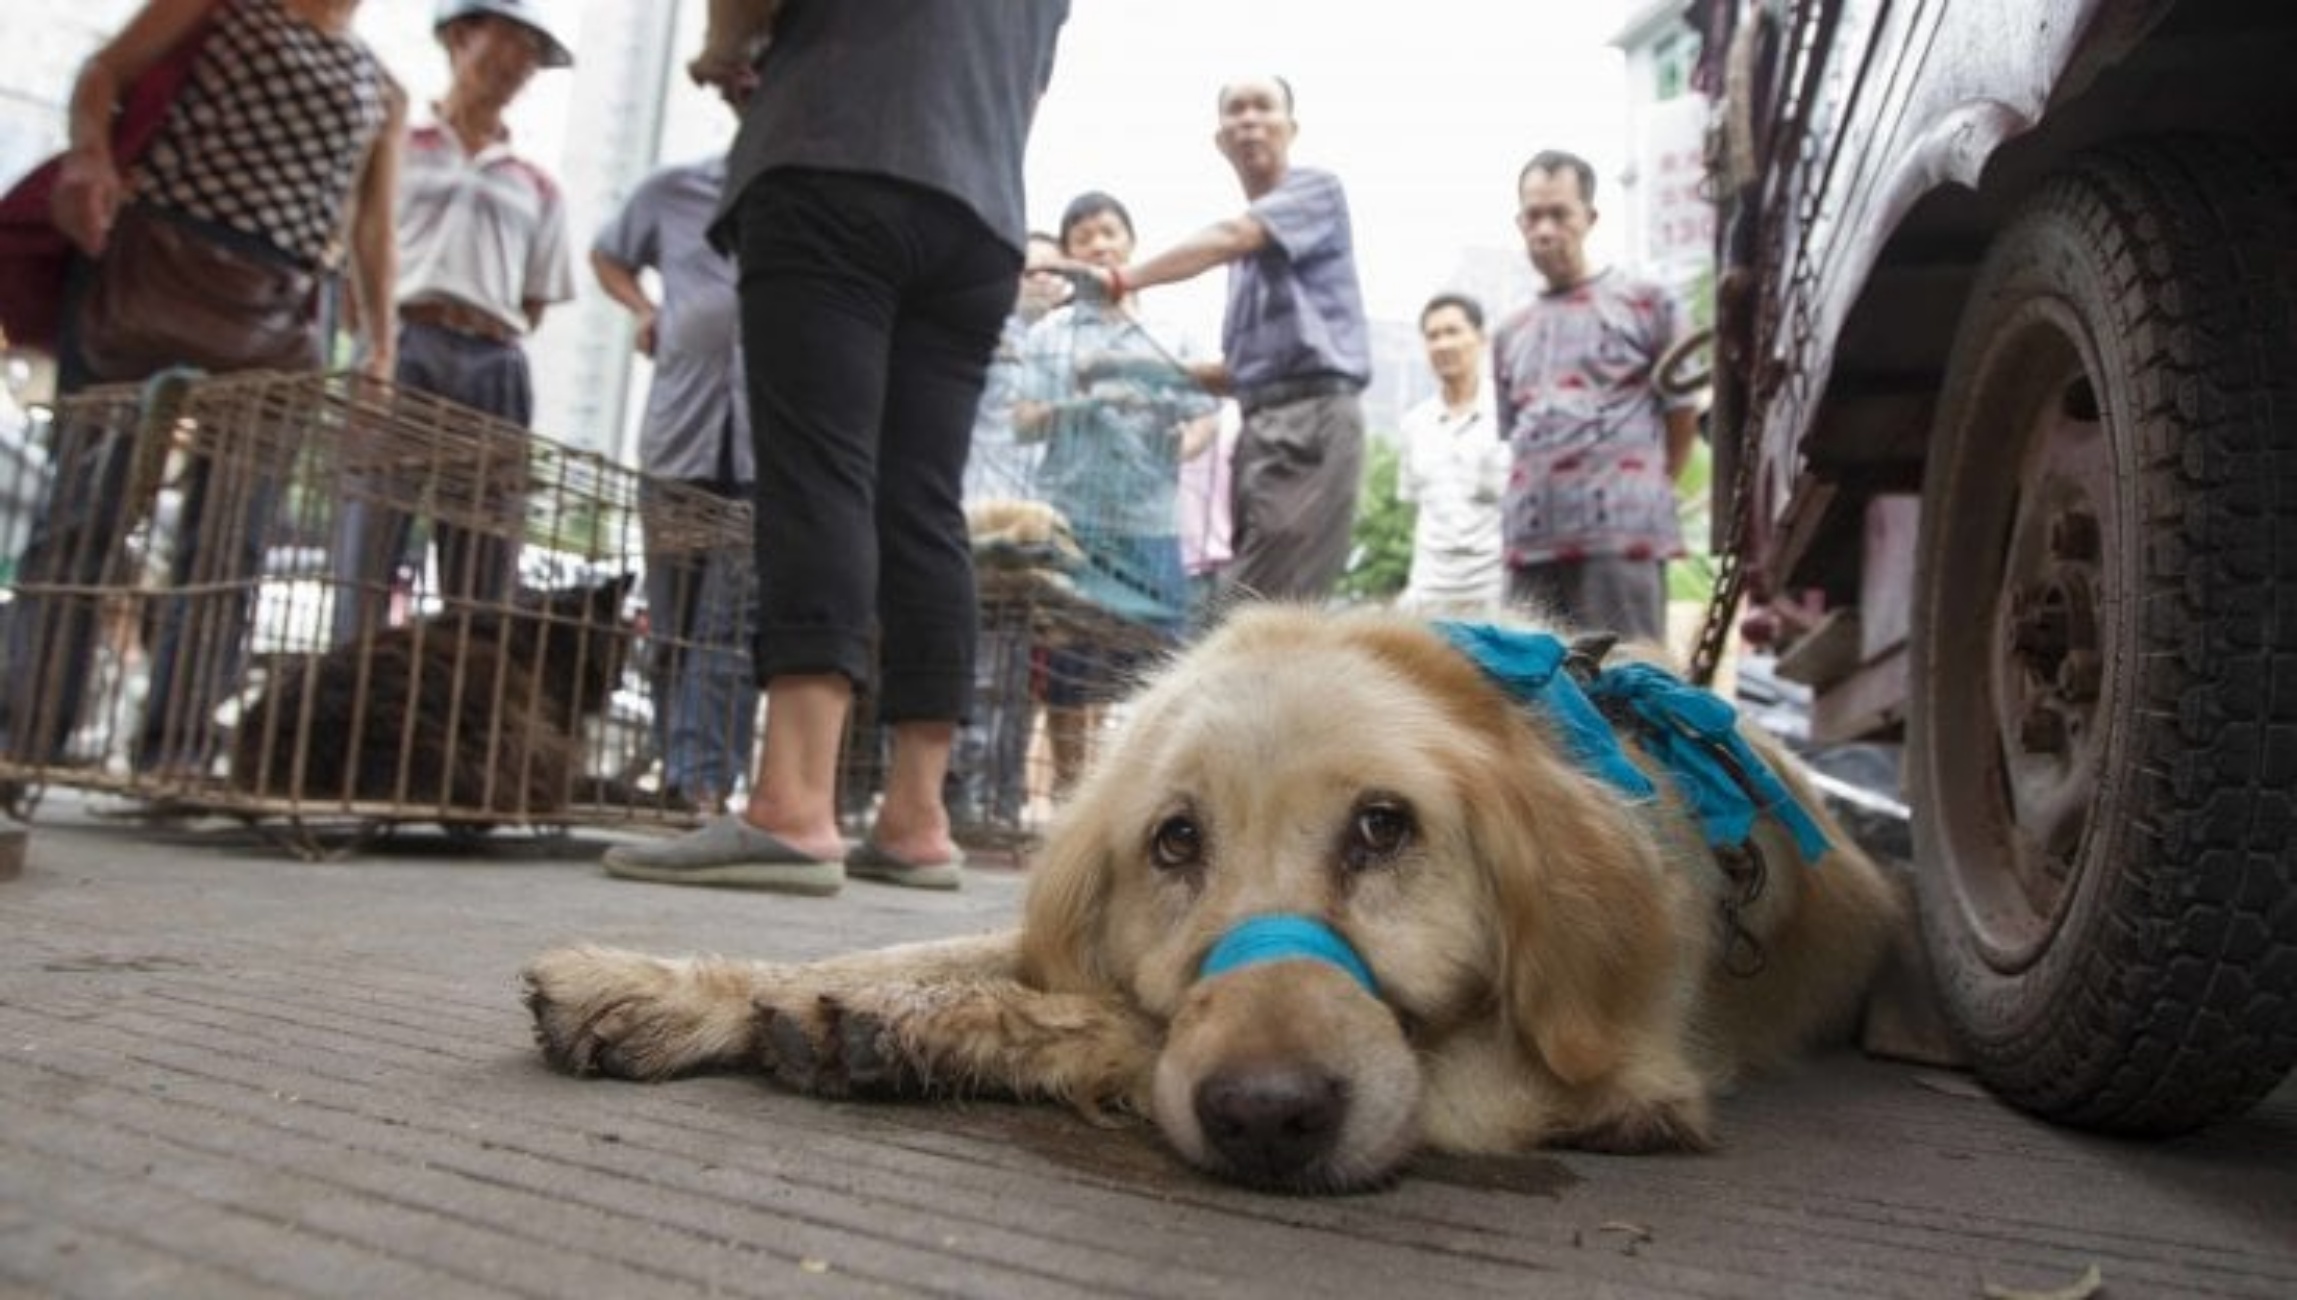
1493,149,1700,642
332,0,575,642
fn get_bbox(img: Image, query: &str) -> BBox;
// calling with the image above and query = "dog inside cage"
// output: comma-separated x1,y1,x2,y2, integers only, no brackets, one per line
229,573,636,815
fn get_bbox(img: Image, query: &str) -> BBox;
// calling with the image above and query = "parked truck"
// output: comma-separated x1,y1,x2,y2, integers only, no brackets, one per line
1690,0,2296,1131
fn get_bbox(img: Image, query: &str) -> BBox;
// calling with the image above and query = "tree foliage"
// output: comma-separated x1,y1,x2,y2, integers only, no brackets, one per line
1338,435,1413,603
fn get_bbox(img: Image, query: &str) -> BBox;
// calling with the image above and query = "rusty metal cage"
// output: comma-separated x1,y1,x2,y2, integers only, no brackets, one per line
846,547,1184,851
842,290,1228,850
0,370,750,853
1,321,1228,856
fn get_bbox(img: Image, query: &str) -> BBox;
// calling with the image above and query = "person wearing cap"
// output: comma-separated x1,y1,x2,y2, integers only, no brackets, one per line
330,0,576,644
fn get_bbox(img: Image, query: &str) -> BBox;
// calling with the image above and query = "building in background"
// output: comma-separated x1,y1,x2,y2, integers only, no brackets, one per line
1611,0,1714,311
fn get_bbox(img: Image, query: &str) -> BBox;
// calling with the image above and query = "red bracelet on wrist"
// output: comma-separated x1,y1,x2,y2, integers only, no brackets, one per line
1107,266,1127,300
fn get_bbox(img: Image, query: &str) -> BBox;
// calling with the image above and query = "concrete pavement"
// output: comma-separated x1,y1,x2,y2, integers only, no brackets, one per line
2,794,2292,1298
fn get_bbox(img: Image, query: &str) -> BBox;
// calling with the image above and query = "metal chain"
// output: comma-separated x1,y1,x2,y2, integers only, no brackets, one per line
1713,841,1771,978
1687,399,1756,688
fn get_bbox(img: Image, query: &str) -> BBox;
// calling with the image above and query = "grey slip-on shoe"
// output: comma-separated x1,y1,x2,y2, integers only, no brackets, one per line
602,815,845,895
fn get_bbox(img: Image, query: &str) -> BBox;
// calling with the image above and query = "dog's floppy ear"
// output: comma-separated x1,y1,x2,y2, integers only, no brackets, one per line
1470,709,1686,1088
1018,775,1121,995
1349,615,1691,1089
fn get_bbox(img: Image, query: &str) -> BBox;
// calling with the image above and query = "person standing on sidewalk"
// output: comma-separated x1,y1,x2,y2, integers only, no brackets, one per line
1396,292,1507,615
1076,74,1371,609
946,230,1068,832
592,144,757,815
601,0,1071,895
1494,149,1699,641
0,0,400,784
331,0,575,643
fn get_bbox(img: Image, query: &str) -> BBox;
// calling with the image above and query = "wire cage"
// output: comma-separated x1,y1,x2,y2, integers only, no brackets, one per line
0,370,751,853
0,294,1233,856
876,288,1230,848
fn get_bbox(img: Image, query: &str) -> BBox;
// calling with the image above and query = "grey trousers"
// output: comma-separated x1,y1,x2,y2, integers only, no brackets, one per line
1508,556,1667,642
1222,392,1365,605
331,320,530,644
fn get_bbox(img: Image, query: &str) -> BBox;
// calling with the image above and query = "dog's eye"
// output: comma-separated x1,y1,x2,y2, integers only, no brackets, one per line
1344,799,1415,870
1149,813,1205,870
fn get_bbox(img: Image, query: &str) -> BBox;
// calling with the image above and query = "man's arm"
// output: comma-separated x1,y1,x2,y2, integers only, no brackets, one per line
1127,214,1268,293
1663,406,1700,484
345,79,406,381
523,180,577,335
589,248,658,357
1490,330,1519,446
690,0,781,97
1648,287,1701,482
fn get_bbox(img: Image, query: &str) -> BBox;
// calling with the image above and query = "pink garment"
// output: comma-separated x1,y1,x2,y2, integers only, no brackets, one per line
1179,406,1240,576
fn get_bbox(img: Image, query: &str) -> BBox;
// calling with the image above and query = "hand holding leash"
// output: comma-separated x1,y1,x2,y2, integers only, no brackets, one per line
1053,262,1126,305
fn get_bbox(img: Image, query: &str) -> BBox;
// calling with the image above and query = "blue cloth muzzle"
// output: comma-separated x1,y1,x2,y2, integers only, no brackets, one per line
1198,914,1379,996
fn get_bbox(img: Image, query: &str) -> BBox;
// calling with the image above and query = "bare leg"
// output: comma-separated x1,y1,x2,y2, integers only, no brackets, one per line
739,672,850,861
871,718,959,864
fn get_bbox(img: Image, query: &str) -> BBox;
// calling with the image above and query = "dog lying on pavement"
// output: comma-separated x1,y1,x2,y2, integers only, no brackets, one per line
524,604,1904,1192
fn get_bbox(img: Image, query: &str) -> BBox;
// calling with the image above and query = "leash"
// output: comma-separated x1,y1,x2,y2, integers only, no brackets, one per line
1434,620,1834,976
1188,627,1828,992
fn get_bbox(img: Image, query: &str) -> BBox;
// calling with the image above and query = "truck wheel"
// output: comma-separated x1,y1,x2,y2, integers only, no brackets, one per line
1909,137,2297,1133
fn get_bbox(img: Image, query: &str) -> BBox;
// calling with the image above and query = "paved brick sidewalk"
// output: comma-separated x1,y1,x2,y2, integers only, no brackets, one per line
3,798,2292,1298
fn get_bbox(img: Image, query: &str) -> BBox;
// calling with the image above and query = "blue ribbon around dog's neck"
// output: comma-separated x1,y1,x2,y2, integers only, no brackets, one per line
1199,914,1379,995
1433,621,1831,863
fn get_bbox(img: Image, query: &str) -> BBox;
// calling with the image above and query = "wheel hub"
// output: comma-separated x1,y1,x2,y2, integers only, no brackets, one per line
1987,380,2112,930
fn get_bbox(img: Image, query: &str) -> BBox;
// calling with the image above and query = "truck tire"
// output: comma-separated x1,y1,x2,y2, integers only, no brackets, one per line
1908,137,2297,1133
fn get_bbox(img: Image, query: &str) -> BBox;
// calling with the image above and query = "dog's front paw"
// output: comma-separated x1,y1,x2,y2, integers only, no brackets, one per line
756,995,921,1098
522,945,760,1080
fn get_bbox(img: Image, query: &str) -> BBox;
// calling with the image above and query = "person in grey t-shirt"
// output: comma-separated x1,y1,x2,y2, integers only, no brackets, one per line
592,151,758,813
603,0,1070,896
1073,74,1371,608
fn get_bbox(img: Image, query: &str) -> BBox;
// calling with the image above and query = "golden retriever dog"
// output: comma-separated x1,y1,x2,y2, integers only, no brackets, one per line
524,605,1904,1193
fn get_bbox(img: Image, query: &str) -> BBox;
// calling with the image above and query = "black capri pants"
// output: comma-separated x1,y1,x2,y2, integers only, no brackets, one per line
733,168,1019,723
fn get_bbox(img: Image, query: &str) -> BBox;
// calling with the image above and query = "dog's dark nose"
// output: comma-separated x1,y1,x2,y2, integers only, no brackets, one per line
1195,1065,1348,1186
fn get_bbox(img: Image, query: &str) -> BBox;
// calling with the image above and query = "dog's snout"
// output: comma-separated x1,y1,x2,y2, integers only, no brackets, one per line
1195,1064,1348,1186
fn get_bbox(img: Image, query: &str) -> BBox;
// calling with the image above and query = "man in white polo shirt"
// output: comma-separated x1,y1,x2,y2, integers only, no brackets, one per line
1396,292,1508,614
334,0,575,641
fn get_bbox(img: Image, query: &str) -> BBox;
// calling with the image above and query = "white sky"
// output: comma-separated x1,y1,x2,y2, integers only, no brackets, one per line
353,0,1634,339
1022,0,1633,335
326,0,1640,444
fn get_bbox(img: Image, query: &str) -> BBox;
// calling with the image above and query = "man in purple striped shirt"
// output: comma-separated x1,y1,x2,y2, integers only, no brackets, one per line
1080,75,1371,609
